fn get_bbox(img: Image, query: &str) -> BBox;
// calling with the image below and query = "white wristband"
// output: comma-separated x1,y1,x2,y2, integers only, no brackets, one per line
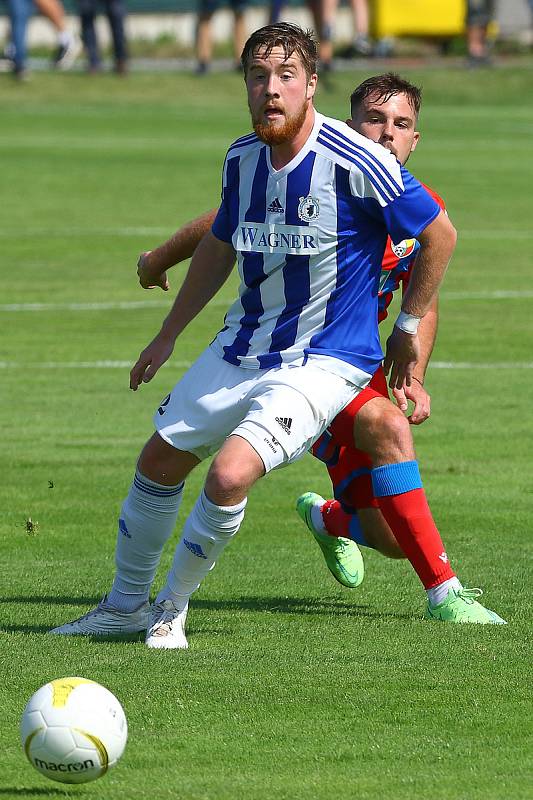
395,311,421,335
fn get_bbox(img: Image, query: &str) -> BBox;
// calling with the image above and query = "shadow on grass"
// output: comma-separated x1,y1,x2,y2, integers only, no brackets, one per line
0,595,415,637
0,596,98,606
0,790,75,797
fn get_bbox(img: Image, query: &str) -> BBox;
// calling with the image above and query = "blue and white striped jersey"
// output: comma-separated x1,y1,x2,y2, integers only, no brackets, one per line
211,111,440,385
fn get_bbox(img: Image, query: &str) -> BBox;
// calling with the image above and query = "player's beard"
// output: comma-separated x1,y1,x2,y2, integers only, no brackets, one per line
251,99,309,146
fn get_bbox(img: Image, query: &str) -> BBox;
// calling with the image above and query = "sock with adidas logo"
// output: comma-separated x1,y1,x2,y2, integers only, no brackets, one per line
108,471,184,613
156,490,246,608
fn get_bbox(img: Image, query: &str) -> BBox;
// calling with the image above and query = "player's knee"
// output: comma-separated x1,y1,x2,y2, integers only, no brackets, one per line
379,405,411,449
357,400,413,461
205,459,251,505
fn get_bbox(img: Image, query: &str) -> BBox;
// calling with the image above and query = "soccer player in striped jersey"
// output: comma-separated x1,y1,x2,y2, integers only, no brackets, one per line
135,73,505,625
51,25,461,648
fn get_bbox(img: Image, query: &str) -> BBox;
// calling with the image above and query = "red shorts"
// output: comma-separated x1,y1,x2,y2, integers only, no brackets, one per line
311,367,389,510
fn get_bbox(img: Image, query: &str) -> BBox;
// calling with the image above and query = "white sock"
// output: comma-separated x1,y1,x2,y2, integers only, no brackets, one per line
156,491,247,609
311,502,327,534
107,471,184,612
427,576,463,607
58,30,72,47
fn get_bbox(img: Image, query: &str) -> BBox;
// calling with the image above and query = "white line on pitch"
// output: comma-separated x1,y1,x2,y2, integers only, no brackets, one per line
0,361,532,370
0,228,531,239
0,360,192,369
430,362,533,370
1,290,530,313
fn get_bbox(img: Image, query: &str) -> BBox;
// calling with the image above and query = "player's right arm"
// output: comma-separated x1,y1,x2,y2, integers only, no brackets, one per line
130,231,235,390
384,209,456,389
393,295,438,423
137,208,218,291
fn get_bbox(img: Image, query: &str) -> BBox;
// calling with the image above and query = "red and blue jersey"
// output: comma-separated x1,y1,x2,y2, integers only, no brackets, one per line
378,184,446,322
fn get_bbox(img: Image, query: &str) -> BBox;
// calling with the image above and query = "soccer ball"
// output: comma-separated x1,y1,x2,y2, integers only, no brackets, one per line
21,677,127,784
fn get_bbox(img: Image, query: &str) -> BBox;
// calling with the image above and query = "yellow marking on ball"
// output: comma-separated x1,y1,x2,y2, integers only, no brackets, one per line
51,677,95,708
23,728,43,763
75,729,109,777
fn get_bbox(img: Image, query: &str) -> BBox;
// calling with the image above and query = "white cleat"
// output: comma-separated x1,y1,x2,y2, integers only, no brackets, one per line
50,595,151,637
146,599,189,650
54,33,83,70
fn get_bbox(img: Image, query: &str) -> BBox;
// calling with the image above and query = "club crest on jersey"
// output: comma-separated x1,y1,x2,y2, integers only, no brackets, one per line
298,195,320,222
391,238,417,259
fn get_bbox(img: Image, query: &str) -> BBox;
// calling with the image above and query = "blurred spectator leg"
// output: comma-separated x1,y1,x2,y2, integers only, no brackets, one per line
105,0,128,74
340,0,372,57
78,0,101,71
7,0,33,78
34,0,82,68
231,1,247,70
466,0,495,66
196,2,214,74
269,0,284,24
307,0,337,71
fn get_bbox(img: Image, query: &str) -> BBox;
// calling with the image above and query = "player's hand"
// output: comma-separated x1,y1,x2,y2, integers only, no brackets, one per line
137,251,170,292
383,326,420,390
130,332,175,391
392,379,431,425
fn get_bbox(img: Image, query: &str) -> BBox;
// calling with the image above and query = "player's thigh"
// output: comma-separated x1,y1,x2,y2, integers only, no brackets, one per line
234,365,360,473
154,347,259,461
327,367,388,447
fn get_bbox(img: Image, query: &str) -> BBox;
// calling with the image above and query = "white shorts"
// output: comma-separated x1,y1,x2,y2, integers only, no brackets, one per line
154,346,363,473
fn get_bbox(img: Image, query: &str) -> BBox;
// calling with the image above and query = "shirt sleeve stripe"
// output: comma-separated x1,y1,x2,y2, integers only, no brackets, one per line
322,123,403,196
317,134,398,205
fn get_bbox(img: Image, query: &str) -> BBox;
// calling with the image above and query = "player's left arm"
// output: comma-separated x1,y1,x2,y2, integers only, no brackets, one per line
393,295,438,424
137,209,219,291
384,209,456,389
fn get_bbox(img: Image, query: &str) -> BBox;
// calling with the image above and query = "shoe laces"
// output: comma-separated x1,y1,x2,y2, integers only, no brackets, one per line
335,537,351,554
74,595,112,621
456,587,483,605
150,600,181,637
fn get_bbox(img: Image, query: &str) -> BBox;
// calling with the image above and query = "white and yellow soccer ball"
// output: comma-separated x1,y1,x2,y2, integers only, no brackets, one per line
21,677,127,784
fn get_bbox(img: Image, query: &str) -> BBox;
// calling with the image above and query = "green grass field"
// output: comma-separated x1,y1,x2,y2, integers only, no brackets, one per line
0,65,532,799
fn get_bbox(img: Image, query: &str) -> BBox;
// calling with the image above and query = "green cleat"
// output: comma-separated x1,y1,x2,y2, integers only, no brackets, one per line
296,492,364,589
425,587,507,624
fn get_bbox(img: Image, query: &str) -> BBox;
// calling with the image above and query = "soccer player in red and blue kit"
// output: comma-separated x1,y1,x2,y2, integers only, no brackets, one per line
131,72,505,626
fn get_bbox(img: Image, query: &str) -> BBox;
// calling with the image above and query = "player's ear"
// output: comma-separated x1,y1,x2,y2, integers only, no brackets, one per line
411,131,421,152
306,73,318,99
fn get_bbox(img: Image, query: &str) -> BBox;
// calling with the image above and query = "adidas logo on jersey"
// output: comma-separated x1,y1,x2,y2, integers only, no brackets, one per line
275,416,292,435
267,197,284,213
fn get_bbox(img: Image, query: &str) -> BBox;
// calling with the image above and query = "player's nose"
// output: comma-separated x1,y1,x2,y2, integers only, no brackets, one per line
265,74,280,97
382,120,395,138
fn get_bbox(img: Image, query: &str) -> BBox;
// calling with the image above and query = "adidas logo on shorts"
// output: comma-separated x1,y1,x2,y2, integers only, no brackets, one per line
275,416,292,435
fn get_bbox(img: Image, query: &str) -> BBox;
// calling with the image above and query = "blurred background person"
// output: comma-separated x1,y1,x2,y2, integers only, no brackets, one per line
306,0,336,70
37,0,81,67
196,0,248,74
466,0,496,65
339,0,372,57
77,0,128,74
3,0,32,78
2,0,80,77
